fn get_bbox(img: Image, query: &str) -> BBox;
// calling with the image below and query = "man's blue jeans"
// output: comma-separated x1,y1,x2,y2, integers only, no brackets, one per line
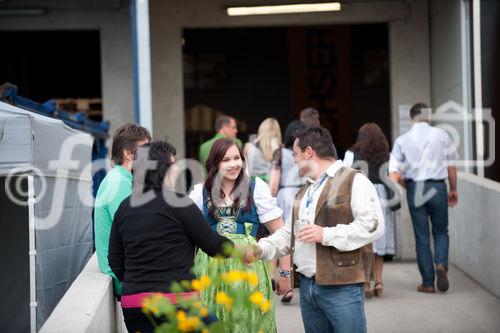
299,274,366,333
406,180,449,287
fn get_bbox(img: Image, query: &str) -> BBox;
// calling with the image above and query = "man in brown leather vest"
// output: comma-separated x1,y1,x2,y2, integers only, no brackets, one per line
247,127,384,333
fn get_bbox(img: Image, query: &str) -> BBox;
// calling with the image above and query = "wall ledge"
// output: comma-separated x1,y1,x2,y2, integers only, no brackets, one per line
40,253,117,333
458,171,500,192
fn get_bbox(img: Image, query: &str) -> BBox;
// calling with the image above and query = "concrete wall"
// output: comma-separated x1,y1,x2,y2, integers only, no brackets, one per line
449,173,500,298
0,0,135,136
389,0,432,140
40,254,123,333
430,0,466,106
429,0,473,167
387,0,431,260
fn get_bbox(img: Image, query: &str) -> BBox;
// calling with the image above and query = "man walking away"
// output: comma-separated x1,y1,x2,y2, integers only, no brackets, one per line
389,103,459,293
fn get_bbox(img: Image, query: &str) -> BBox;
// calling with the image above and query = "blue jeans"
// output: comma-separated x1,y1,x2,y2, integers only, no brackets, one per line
299,274,366,333
406,180,449,287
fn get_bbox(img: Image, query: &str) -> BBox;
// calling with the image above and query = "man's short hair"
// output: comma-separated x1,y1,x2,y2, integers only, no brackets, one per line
295,126,337,159
410,103,430,120
300,107,320,127
111,123,151,165
214,116,234,132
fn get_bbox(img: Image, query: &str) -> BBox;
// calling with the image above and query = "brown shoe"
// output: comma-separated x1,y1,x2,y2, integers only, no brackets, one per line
436,264,449,292
373,282,383,297
417,284,435,293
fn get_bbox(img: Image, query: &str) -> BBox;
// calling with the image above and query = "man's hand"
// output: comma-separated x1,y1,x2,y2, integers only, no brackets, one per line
390,171,406,189
240,244,262,265
298,224,324,244
448,190,458,207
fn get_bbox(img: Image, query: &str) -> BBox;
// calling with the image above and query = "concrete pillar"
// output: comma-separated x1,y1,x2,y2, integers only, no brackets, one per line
389,0,431,260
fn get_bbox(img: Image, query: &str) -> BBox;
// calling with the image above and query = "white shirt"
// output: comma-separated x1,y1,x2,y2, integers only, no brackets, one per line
258,160,385,278
343,150,355,167
389,122,459,181
189,177,283,223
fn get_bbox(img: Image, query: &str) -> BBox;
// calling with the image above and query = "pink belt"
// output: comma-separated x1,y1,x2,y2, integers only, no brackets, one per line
121,291,199,308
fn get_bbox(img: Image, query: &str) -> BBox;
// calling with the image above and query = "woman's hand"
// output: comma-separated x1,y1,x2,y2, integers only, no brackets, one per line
276,276,291,296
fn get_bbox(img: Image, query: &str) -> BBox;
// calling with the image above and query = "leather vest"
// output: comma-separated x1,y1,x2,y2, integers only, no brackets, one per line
290,167,374,286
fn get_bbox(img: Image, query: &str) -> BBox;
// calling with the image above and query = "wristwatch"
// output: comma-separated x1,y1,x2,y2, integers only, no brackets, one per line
278,268,291,278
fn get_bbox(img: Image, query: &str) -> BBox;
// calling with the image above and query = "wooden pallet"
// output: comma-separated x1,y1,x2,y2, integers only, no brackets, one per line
54,98,103,121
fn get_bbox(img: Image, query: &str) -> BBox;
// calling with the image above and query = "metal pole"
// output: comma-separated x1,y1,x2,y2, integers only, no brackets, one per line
472,0,484,177
461,0,472,173
28,175,37,333
132,0,153,135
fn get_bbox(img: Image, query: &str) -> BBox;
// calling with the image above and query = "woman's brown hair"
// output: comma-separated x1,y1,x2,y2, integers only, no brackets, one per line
204,138,252,217
351,123,390,167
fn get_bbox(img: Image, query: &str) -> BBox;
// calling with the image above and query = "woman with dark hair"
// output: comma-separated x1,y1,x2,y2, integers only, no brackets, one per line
344,123,398,298
189,138,287,333
109,140,233,333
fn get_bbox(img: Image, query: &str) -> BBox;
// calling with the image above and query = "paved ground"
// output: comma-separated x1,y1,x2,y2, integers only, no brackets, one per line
275,262,500,333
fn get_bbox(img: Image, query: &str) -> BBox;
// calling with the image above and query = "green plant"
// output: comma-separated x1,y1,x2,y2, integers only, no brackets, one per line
141,247,269,333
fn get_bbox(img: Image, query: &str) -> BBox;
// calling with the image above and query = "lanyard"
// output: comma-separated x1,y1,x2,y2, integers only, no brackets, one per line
305,174,328,210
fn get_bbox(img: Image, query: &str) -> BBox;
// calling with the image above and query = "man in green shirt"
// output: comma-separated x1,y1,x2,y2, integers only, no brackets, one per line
199,115,242,170
94,123,151,296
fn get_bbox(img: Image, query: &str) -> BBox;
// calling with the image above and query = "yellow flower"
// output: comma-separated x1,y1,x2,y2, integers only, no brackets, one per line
176,310,202,332
222,270,246,283
246,272,259,287
176,310,187,322
215,291,233,310
200,275,211,286
141,293,163,316
191,275,211,291
177,317,201,332
260,300,272,313
249,291,265,305
202,329,209,333
200,306,209,318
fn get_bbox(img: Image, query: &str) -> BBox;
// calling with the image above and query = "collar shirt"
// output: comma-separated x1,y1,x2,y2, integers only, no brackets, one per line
258,160,385,278
389,122,459,181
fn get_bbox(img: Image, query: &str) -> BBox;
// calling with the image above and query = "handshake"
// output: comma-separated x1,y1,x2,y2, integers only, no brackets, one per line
233,244,263,264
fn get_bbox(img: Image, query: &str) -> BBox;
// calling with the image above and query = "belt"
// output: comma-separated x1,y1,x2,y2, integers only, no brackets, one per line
298,273,315,282
121,291,199,308
405,179,445,183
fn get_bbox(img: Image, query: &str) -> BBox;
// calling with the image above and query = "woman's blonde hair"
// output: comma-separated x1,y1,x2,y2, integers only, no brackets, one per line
255,117,282,161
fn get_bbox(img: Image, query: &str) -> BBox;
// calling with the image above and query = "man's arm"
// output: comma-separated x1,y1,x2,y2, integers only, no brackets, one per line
108,206,125,282
447,166,458,207
256,223,292,260
445,132,459,207
388,138,406,188
312,174,385,251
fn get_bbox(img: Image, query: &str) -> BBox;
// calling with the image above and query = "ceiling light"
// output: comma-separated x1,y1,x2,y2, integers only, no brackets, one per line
226,2,341,16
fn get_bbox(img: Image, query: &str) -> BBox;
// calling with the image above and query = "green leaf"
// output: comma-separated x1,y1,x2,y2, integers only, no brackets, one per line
208,321,226,333
169,281,185,293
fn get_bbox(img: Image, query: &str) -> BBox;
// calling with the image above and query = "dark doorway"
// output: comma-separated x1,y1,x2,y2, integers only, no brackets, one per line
183,24,390,160
0,30,102,120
